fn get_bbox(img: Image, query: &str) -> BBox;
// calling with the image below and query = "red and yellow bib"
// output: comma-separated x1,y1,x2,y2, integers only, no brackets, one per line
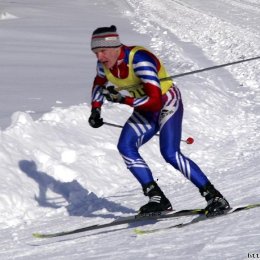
102,46,173,98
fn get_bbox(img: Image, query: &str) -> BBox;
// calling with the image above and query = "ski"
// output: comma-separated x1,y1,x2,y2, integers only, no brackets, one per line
134,203,260,235
33,208,205,238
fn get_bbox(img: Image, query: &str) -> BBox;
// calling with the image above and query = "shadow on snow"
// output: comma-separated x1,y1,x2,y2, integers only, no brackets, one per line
19,160,135,218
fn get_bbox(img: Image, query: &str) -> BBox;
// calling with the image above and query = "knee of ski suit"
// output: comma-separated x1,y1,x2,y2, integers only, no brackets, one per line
160,148,180,170
117,139,135,159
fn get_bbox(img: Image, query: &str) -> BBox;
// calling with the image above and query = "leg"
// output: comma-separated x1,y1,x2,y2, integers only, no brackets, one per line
160,87,229,215
118,110,172,213
159,93,209,189
117,110,158,185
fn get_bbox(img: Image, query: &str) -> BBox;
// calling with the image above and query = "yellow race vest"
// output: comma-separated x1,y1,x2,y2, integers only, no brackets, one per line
103,46,173,98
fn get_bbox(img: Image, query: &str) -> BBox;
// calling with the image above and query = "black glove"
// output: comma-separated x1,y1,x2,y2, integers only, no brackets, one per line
88,108,103,128
102,86,125,103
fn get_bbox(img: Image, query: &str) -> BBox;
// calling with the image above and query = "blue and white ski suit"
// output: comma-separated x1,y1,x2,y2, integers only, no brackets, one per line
91,45,209,189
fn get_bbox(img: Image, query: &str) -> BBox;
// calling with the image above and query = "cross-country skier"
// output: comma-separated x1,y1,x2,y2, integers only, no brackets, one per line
88,25,230,216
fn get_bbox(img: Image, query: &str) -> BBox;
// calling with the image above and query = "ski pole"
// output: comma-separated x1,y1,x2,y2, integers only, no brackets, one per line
116,55,260,91
160,55,260,81
103,122,194,144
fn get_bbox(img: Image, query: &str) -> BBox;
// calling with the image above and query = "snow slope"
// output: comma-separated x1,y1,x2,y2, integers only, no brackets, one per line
0,0,150,130
0,0,260,259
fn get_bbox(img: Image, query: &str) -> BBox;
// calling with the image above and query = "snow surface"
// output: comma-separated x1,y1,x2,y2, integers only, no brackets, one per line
0,0,260,259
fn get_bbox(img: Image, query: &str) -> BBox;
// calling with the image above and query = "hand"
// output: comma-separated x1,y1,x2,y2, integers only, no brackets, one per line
102,86,125,103
88,108,103,128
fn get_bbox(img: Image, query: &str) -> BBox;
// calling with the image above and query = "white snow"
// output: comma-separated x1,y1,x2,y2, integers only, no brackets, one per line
0,0,259,259
0,11,17,20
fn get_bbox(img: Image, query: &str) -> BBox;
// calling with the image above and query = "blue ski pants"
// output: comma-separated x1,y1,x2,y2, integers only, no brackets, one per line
117,86,209,189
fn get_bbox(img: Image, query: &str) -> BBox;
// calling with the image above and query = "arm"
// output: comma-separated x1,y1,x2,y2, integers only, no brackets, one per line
91,62,107,109
89,63,107,128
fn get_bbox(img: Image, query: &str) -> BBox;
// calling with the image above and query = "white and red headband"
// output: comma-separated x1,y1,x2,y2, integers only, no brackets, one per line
91,25,122,50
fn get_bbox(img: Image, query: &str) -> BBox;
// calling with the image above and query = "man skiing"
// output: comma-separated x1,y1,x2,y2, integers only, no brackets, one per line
88,25,230,217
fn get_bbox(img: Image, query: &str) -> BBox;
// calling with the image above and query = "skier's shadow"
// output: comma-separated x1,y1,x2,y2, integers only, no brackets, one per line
19,160,135,218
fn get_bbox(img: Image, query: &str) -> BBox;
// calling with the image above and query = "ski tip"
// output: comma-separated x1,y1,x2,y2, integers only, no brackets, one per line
134,228,147,235
32,233,44,238
33,233,52,238
134,228,156,235
245,203,260,209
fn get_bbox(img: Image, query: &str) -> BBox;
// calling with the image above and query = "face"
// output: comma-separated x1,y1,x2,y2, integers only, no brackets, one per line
93,47,121,69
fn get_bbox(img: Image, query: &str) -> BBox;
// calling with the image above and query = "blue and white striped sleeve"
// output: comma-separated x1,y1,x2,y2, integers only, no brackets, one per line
91,62,107,108
133,50,161,89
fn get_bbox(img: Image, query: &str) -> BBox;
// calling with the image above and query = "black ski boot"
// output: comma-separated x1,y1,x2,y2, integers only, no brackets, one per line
139,181,172,214
200,183,230,217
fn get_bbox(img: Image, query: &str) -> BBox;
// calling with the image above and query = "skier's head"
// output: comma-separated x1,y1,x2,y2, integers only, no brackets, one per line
91,25,122,69
91,25,121,50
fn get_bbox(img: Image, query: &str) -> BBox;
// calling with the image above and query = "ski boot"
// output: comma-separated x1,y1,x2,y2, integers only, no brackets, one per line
139,181,172,214
200,183,230,217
